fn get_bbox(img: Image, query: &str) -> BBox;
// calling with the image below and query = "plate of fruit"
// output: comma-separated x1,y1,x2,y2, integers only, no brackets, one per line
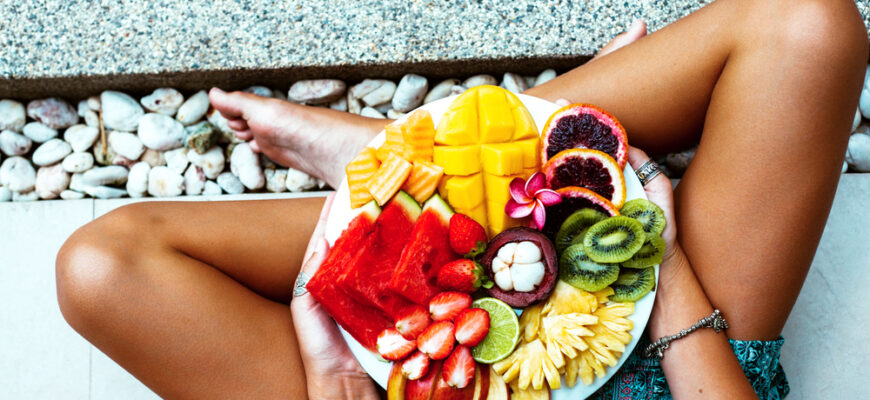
310,85,668,399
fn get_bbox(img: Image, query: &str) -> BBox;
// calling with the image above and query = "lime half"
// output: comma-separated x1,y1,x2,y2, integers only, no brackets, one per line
470,297,520,364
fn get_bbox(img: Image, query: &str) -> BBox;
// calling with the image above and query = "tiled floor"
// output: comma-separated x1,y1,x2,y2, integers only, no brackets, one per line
1,178,869,399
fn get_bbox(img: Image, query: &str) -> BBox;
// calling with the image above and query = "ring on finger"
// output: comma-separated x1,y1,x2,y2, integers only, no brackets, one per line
636,159,663,187
293,271,311,298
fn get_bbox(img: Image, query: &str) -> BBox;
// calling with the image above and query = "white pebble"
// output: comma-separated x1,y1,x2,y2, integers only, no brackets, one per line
463,74,497,88
35,164,70,199
22,122,58,143
32,139,72,166
217,172,244,194
387,109,406,120
176,90,210,126
87,96,101,112
501,73,529,93
68,173,86,193
347,92,362,115
183,165,206,195
141,148,166,167
82,165,128,186
126,162,151,197
77,100,90,118
424,79,461,104
523,76,536,88
317,179,327,189
861,65,870,119
147,166,185,197
229,142,264,190
27,98,78,130
108,131,145,160
206,107,234,137
165,148,190,174
244,86,273,98
0,186,10,202
361,80,397,107
60,190,85,200
0,156,37,192
137,113,186,151
265,169,288,193
202,180,222,196
360,107,386,119
12,190,38,202
101,91,145,132
63,125,99,153
85,185,127,199
285,168,317,192
0,100,26,131
853,108,862,132
846,132,870,172
288,79,346,104
0,130,32,156
534,69,557,87
187,146,225,179
329,97,348,112
141,88,184,116
392,74,428,112
450,85,466,96
83,110,100,127
843,160,849,173
61,152,95,173
350,79,386,99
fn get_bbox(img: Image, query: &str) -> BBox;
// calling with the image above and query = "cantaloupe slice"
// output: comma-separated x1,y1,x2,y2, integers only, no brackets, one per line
401,110,436,162
346,147,380,208
366,152,413,206
402,161,444,203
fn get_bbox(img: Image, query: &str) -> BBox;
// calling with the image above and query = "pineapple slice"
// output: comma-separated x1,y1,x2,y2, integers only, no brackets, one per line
494,339,560,391
592,287,615,305
542,281,600,316
509,380,551,400
541,313,597,368
519,303,544,343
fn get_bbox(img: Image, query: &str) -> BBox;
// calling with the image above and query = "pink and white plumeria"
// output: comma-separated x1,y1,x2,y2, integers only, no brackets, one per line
504,172,561,230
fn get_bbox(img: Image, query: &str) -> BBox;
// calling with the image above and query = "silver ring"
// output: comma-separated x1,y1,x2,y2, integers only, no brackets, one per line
293,271,311,297
636,159,663,187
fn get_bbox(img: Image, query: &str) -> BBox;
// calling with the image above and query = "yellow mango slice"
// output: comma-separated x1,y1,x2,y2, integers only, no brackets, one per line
481,143,524,176
511,106,538,140
483,173,523,207
437,175,451,199
456,204,488,231
444,173,484,209
433,145,481,175
487,201,526,234
514,138,540,168
523,167,537,179
366,152,413,206
435,90,478,146
346,147,380,208
477,87,514,143
402,161,444,203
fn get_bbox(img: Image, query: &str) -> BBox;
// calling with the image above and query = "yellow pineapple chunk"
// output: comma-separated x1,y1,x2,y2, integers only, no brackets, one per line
481,143,524,176
543,281,600,315
366,152,413,206
345,147,380,208
402,161,444,203
433,145,480,175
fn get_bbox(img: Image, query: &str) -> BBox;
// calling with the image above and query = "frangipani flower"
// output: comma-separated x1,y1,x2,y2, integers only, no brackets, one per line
505,172,561,230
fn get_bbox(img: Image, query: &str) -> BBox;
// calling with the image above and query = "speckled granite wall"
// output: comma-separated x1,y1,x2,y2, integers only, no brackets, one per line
1,0,869,98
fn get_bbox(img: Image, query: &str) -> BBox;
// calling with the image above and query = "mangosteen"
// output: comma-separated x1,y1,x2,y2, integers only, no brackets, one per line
480,227,558,308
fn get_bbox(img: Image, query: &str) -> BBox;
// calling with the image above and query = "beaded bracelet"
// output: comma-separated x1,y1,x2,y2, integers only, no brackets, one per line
643,309,729,359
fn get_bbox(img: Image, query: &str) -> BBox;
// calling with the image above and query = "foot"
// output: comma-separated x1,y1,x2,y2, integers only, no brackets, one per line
209,88,389,188
595,19,647,59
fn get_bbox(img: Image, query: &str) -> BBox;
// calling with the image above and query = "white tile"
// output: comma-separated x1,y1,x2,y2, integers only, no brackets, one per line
90,348,159,400
0,199,94,400
781,174,870,399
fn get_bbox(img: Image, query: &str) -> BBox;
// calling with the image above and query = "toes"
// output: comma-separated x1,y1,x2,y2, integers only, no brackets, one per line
226,118,249,131
596,19,647,58
248,140,262,153
233,129,253,141
208,88,265,120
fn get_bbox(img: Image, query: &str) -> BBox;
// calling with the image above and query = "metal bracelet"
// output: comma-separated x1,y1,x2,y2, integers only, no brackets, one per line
643,309,729,360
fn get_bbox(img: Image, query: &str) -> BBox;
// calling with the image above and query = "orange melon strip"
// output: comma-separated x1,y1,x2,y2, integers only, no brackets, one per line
346,147,380,208
402,110,435,162
366,152,413,206
402,161,445,203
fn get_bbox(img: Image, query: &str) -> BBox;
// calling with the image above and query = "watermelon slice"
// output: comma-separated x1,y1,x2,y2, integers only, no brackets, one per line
389,194,460,305
306,201,393,351
338,191,422,318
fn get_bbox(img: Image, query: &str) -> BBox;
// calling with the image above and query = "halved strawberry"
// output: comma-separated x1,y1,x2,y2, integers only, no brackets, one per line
429,292,472,322
442,345,475,389
453,308,490,347
377,328,416,361
401,350,431,380
449,213,488,257
417,321,455,360
395,305,431,340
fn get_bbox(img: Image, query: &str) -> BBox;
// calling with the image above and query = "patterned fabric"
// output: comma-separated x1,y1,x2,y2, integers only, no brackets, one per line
589,334,789,399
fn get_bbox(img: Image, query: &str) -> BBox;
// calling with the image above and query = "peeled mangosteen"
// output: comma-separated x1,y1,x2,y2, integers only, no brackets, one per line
480,227,558,308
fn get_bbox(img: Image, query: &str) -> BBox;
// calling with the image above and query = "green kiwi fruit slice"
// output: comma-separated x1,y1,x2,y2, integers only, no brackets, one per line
610,267,656,302
621,235,666,269
620,199,666,239
554,209,608,254
582,216,646,263
559,244,620,292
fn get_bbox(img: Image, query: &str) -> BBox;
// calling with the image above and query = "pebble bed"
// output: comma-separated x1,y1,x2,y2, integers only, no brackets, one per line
1,67,869,202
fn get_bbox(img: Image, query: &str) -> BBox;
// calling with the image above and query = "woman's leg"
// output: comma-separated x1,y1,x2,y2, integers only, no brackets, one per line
56,197,325,399
526,0,867,338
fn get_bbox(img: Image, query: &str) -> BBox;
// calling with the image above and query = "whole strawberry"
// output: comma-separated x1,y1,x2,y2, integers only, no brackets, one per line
448,213,488,257
437,259,493,293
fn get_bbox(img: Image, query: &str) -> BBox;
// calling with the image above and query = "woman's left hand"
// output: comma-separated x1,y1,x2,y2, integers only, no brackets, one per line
290,194,380,400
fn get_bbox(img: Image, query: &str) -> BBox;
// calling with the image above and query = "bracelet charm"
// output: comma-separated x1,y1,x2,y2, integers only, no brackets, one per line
643,309,728,359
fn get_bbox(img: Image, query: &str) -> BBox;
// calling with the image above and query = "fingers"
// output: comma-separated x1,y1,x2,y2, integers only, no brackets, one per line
595,19,647,59
627,146,678,248
555,98,572,107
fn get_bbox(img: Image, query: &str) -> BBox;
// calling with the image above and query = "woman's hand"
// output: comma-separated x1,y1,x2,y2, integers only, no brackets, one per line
290,194,380,400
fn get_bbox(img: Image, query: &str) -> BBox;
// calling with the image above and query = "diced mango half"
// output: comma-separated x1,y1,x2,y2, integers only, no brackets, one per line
402,161,444,204
483,173,523,207
366,152,413,206
434,145,480,175
435,93,478,146
487,201,526,234
481,143,523,176
455,204,488,231
443,173,484,210
346,147,380,208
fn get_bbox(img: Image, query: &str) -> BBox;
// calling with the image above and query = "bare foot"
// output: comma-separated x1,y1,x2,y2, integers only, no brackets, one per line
594,19,647,59
208,88,389,188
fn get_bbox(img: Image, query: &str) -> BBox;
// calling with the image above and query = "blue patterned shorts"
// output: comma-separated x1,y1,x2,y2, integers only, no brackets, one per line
590,335,789,399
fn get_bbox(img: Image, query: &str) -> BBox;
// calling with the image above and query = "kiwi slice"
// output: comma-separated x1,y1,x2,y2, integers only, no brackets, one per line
610,267,656,302
554,209,608,254
621,235,666,269
559,244,620,292
620,199,666,239
582,216,646,263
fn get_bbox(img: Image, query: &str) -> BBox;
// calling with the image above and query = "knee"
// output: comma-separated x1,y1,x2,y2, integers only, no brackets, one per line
769,0,868,65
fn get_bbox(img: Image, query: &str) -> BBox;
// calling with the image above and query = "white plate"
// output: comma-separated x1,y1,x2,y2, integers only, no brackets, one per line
323,94,658,399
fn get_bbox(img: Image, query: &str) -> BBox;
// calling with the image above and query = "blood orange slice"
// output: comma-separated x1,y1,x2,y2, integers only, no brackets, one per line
543,148,627,209
541,104,628,169
542,186,619,237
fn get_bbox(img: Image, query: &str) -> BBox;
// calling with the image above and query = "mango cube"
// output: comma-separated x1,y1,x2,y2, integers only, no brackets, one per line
444,173,484,209
487,201,526,234
477,87,514,143
514,138,540,168
481,143,524,176
434,145,480,175
483,173,523,206
435,100,478,146
456,204,488,231
510,99,538,141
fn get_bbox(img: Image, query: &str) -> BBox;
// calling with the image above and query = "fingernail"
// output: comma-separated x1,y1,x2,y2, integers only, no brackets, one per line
629,19,644,33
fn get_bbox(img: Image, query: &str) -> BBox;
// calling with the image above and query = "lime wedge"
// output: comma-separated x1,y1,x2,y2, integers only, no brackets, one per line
470,297,520,364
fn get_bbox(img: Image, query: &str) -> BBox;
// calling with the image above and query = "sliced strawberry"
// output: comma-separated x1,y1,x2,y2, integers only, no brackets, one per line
442,345,475,389
401,350,431,380
449,213,488,257
377,328,416,361
454,308,490,346
437,259,493,293
395,305,431,340
429,292,472,322
417,321,455,360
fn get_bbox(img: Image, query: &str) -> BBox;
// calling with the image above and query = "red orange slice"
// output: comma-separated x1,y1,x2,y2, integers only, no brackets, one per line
543,148,627,209
541,103,628,169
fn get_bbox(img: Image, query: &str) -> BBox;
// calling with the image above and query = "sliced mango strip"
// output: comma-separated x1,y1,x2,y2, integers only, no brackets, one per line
434,145,481,175
346,147,380,208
